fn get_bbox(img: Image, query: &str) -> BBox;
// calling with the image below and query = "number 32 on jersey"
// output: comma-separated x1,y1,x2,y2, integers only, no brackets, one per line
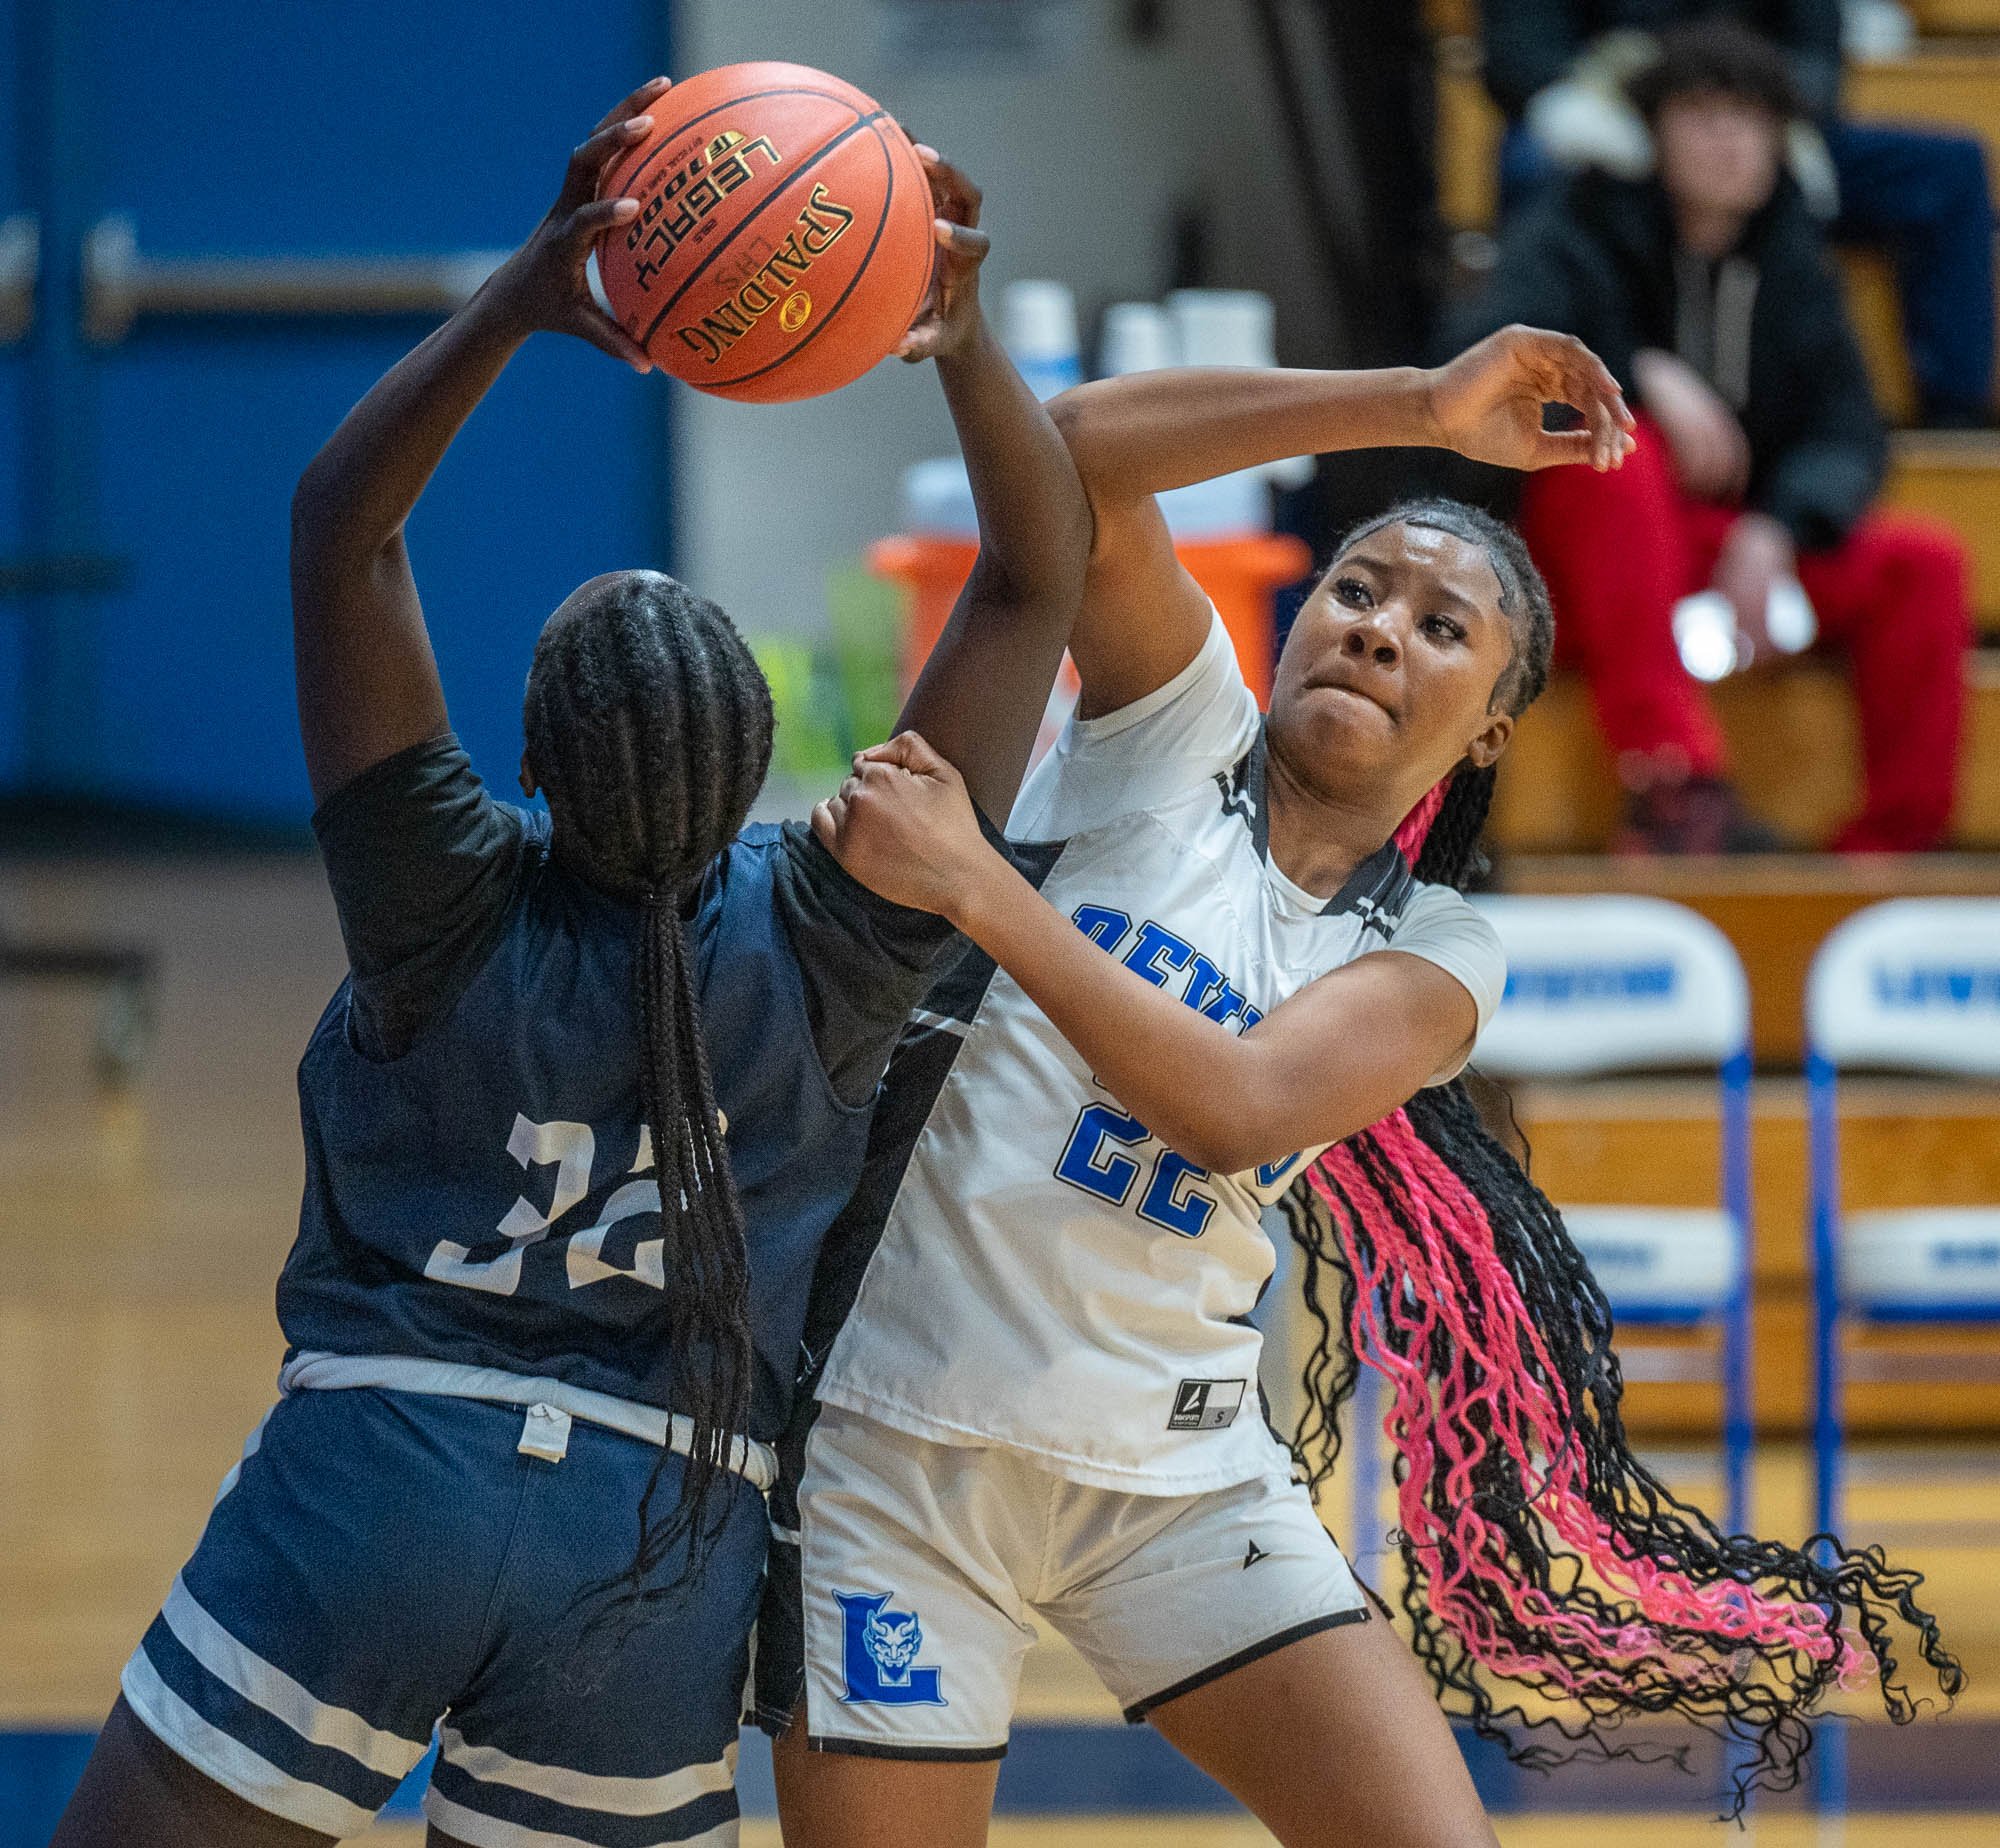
424,1114,673,1297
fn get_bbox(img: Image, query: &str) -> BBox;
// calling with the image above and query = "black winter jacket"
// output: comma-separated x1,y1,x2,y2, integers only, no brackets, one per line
1449,171,1885,549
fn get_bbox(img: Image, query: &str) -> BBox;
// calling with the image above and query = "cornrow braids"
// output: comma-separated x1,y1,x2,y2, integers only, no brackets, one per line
1281,509,1958,1815
523,571,775,1607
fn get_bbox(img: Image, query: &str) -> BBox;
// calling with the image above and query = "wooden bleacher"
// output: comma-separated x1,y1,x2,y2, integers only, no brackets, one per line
1505,1074,2000,1432
1910,0,2000,32
1489,649,2000,852
1428,14,2000,1438
1885,432,2000,630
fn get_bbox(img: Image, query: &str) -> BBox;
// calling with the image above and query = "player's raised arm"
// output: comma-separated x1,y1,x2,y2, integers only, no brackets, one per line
889,154,1093,823
289,81,662,804
1044,328,1634,717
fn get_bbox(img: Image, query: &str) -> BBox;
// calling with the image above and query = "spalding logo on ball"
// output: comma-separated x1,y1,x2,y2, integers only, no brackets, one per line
597,62,936,403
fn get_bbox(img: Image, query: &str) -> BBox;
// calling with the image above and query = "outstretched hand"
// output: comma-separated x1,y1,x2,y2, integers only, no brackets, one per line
894,148,990,364
810,732,997,918
478,76,669,371
1426,325,1636,473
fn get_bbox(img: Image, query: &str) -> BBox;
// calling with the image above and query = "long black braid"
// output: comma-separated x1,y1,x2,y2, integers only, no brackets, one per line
1278,501,1959,1815
523,570,774,1602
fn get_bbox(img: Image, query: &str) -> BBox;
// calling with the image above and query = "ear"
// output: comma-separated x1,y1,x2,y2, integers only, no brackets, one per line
519,751,538,799
1465,710,1514,771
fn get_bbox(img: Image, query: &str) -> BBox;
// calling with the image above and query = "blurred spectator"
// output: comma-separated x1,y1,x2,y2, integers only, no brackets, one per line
1452,22,1969,852
1481,0,1997,427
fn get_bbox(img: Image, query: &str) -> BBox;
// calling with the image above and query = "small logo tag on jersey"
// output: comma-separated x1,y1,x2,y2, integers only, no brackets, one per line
1168,1378,1246,1431
834,1590,947,1707
1243,1538,1269,1570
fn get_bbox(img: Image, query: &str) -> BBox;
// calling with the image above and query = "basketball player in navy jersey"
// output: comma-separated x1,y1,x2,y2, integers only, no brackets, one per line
51,80,1089,1848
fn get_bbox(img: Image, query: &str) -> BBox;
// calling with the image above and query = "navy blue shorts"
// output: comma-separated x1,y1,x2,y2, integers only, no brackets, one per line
121,1386,766,1847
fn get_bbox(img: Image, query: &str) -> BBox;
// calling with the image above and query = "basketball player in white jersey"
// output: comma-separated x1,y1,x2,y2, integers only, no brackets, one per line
758,329,1637,1848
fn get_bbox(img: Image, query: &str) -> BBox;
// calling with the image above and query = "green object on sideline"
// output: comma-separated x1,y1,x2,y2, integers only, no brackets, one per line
825,562,906,754
747,636,848,782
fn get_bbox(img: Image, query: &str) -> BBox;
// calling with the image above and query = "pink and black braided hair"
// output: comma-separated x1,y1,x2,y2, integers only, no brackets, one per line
1279,500,1960,1813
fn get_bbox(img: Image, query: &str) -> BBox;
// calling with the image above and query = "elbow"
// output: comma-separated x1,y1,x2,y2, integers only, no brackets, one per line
1048,386,1111,488
1047,387,1089,447
1054,492,1096,587
1160,1111,1284,1178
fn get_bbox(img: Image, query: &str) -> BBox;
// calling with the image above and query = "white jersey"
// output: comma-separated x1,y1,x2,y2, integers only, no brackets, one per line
814,616,1506,1494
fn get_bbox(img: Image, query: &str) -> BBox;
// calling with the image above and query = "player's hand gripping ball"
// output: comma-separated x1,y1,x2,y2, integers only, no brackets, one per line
596,62,938,402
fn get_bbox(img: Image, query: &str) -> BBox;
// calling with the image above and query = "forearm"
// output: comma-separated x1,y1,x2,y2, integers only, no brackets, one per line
951,853,1283,1171
292,287,527,562
898,322,1091,818
1757,443,1880,550
1048,366,1439,505
937,321,1091,608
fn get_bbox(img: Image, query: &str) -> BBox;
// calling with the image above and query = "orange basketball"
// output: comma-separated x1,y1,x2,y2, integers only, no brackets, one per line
596,62,936,403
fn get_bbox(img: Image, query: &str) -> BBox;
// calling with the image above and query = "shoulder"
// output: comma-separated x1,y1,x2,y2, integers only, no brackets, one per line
1385,880,1507,1030
1009,614,1259,840
1066,608,1250,744
764,817,957,973
1392,876,1504,944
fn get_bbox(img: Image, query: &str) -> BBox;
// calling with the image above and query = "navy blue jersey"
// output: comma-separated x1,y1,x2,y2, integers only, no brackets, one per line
275,735,953,1440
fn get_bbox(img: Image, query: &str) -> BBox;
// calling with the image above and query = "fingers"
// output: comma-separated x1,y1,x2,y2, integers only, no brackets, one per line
1525,329,1633,471
934,216,991,265
894,729,948,774
1522,428,1598,471
912,143,984,227
894,316,940,363
593,74,671,136
563,113,656,210
857,731,945,774
810,799,837,850
571,303,653,373
892,220,987,362
815,792,851,837
566,195,640,244
1587,390,1619,471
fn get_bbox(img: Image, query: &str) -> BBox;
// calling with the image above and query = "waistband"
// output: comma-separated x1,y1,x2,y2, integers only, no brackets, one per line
278,1351,779,1494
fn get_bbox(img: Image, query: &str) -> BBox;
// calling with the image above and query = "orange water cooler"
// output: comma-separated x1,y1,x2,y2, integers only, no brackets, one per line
869,530,1312,707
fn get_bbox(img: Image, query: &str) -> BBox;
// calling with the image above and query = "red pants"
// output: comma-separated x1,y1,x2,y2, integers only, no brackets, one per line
1516,421,1970,850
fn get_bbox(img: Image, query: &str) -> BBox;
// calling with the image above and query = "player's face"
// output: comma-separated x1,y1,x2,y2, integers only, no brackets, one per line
1269,523,1517,813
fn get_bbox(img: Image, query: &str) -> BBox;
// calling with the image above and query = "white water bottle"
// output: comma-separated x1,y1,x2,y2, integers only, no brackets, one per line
1099,301,1178,377
1001,279,1083,402
1166,288,1313,489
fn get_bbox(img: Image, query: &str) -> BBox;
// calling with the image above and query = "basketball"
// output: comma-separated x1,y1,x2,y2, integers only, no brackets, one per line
595,62,936,403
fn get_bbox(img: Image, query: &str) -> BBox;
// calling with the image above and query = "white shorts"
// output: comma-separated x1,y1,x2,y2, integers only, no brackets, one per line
795,1404,1369,1759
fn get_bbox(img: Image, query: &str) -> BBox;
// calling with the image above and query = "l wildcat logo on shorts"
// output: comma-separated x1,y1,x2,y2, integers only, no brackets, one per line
834,1590,947,1706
